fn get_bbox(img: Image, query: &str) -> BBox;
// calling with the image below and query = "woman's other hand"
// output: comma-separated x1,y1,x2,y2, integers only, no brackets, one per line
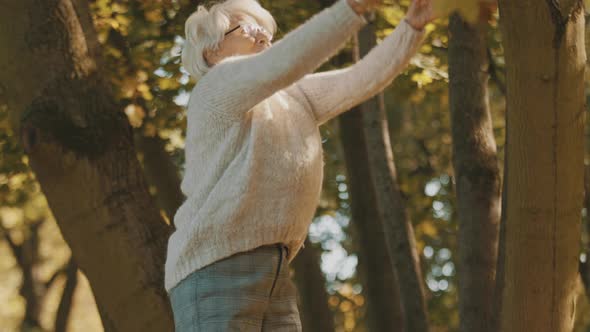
405,0,437,30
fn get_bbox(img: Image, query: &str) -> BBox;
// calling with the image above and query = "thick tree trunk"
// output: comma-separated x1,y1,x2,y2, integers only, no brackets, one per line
339,104,405,331
496,0,586,330
0,1,174,331
356,18,429,332
448,13,501,332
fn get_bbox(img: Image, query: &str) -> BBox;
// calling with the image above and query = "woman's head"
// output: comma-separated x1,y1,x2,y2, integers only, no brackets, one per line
182,0,277,80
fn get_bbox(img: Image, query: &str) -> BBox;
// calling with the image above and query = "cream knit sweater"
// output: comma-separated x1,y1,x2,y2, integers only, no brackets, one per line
165,0,426,293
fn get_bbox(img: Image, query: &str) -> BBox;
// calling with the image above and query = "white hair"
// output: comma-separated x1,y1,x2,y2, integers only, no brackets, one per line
181,0,277,80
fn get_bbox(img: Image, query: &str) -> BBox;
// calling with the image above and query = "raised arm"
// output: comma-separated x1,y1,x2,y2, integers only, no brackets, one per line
293,19,427,126
194,0,368,123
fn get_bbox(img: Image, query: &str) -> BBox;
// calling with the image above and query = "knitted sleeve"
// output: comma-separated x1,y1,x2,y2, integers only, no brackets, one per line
294,19,427,126
195,0,367,123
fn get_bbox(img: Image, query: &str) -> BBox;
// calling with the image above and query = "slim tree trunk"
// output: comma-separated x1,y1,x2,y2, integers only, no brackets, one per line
0,221,44,330
0,1,174,331
496,0,586,330
357,17,429,332
0,218,81,331
339,105,405,331
448,12,501,332
329,28,404,330
54,259,78,332
490,125,508,332
580,166,590,296
291,238,336,332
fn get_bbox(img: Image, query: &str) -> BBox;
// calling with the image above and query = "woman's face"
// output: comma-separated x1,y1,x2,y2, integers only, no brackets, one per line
204,14,272,66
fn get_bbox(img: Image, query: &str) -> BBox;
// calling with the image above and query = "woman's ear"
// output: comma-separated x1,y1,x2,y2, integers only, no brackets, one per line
203,49,216,66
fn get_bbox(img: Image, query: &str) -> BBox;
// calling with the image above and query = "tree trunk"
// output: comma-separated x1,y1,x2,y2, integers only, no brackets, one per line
134,132,184,227
490,125,508,332
496,0,586,330
339,104,405,331
448,12,501,332
291,238,336,332
54,259,78,332
580,166,590,297
357,17,429,332
0,1,174,331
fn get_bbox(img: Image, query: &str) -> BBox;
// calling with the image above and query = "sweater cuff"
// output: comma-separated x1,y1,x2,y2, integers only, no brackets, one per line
402,17,427,34
333,0,368,28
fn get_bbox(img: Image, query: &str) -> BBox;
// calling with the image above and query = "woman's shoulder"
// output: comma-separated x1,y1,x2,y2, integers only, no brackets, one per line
194,54,252,87
186,88,245,128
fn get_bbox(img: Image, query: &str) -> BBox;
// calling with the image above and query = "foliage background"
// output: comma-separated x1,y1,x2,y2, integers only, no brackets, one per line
1,0,589,331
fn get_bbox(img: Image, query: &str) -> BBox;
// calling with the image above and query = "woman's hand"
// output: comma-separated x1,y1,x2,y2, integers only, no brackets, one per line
347,0,382,16
404,0,437,30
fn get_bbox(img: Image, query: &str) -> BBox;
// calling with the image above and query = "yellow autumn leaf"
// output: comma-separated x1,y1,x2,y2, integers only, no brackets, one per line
136,70,148,82
158,77,180,90
124,104,146,128
111,3,128,14
417,220,438,237
339,300,353,312
353,294,365,306
136,81,152,100
434,0,480,24
145,9,164,23
137,83,150,93
411,71,434,88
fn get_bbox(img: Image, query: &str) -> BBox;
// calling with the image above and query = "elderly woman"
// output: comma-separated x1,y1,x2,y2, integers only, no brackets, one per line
166,0,435,330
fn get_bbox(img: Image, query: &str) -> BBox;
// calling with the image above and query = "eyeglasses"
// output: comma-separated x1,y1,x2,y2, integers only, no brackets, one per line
224,22,272,42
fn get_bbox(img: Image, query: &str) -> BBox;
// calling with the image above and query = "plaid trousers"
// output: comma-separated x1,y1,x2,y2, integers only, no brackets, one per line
169,243,302,331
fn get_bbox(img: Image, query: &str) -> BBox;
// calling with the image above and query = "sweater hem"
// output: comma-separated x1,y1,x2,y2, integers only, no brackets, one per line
165,225,308,294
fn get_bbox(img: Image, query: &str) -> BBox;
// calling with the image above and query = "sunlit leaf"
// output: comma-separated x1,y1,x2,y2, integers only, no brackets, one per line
124,104,146,128
434,0,480,24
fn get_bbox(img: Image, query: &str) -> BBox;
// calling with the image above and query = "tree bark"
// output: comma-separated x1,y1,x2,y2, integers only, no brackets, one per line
0,221,44,330
134,132,184,227
496,0,586,330
357,17,429,332
291,238,336,332
339,104,405,331
54,259,78,332
490,125,508,332
448,13,501,332
580,166,590,297
324,25,405,330
0,1,174,331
